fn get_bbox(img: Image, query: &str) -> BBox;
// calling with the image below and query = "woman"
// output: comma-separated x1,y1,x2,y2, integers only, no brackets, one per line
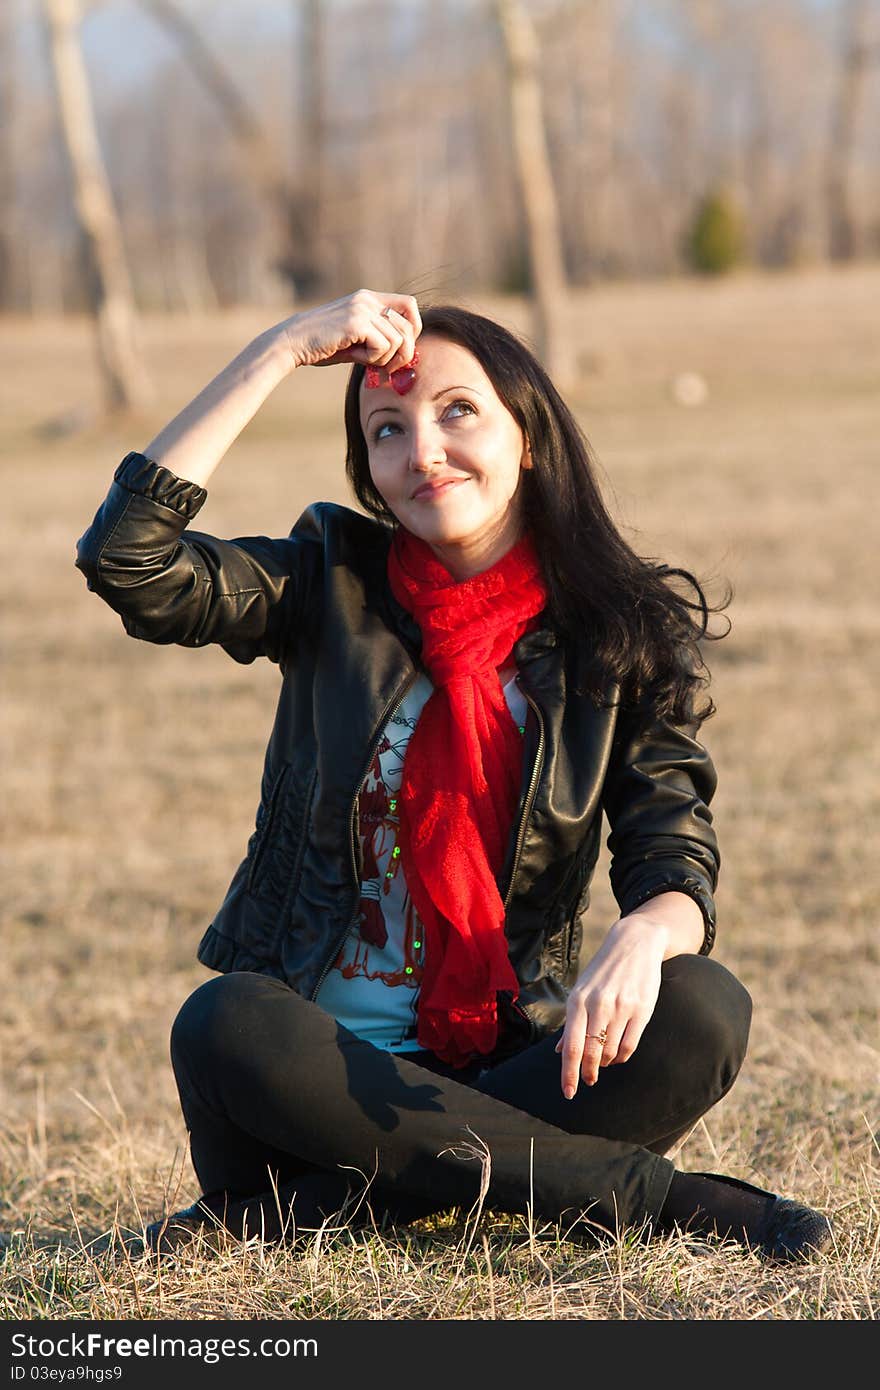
76,289,831,1261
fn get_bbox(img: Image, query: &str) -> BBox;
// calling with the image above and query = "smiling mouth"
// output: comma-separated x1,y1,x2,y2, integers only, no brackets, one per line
411,477,468,500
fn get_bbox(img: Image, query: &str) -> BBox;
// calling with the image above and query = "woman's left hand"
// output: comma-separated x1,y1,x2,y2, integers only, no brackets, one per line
555,910,671,1099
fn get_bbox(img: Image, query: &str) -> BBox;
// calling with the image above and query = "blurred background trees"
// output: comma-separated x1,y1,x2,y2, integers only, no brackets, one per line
1,0,878,318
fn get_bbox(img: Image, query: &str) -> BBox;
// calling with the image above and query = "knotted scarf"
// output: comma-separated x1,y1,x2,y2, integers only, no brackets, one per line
387,527,548,1066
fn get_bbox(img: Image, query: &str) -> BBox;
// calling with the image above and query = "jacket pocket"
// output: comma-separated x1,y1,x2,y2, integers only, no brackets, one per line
247,763,292,892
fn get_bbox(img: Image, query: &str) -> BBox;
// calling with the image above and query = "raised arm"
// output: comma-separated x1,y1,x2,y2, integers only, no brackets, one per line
75,291,422,661
143,289,422,488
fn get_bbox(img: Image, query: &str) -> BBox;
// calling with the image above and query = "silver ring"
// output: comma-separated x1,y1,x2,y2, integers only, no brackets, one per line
381,305,395,319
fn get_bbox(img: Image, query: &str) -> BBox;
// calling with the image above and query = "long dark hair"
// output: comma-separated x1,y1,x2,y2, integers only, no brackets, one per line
344,305,729,729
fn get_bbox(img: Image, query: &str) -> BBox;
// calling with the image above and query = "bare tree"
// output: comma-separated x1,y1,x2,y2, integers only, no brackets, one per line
0,0,18,311
136,0,293,300
493,0,574,385
543,0,617,281
286,0,328,295
825,0,879,261
43,0,151,411
14,0,880,319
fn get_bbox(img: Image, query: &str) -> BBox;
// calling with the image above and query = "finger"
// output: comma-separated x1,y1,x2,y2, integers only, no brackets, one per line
379,293,422,340
380,308,417,370
345,320,400,368
347,295,407,365
598,1023,625,1068
368,314,406,367
557,1012,587,1100
579,1023,609,1087
611,1015,648,1067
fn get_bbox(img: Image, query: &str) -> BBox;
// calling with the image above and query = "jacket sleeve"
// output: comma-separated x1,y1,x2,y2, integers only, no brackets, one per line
600,707,720,954
75,452,322,666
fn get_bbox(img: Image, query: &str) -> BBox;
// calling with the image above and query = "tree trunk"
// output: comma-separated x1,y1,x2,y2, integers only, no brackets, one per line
138,0,292,301
0,0,18,311
567,0,615,280
43,0,151,412
826,0,873,262
290,0,328,296
493,0,574,387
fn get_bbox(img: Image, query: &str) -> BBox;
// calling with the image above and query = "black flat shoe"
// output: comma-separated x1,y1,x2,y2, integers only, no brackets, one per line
144,1194,231,1254
696,1172,834,1262
760,1196,834,1262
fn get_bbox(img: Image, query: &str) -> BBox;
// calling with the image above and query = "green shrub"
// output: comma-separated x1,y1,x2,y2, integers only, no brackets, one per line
686,189,746,274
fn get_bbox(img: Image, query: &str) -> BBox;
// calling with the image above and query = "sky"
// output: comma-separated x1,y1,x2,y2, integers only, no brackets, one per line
18,0,846,100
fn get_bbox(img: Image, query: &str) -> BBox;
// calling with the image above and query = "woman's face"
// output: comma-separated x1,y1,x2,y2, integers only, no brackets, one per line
359,335,531,579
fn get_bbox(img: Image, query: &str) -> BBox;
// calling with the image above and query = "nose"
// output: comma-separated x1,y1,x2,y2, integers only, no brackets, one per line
407,417,447,473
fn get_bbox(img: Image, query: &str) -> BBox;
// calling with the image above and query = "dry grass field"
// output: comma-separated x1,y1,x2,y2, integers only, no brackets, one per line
1,267,878,1321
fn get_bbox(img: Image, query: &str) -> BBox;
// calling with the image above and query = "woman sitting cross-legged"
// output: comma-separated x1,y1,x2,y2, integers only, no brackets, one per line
76,289,832,1262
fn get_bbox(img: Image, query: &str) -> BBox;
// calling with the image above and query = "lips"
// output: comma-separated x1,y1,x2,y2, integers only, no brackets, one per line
411,476,469,501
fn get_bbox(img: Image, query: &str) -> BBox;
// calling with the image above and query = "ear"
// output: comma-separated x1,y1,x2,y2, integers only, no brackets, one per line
521,438,533,470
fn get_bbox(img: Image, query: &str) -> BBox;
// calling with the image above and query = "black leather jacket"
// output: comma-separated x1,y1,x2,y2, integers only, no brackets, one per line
76,452,720,1060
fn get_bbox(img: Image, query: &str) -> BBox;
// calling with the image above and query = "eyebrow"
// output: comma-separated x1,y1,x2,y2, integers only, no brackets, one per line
364,385,485,424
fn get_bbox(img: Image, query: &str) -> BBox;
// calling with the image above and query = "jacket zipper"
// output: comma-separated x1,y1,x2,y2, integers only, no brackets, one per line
310,667,419,999
503,688,546,910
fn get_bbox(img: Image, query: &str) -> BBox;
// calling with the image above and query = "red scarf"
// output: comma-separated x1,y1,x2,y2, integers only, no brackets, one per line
387,528,548,1066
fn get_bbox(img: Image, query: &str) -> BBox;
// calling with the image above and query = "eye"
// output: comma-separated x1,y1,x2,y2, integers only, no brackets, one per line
372,419,402,443
445,399,477,420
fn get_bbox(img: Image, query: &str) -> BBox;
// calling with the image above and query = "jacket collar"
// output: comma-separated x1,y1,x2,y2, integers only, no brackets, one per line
514,626,558,663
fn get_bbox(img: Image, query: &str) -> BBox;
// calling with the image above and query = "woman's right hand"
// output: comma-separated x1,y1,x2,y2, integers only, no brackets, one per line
141,289,423,490
276,289,423,376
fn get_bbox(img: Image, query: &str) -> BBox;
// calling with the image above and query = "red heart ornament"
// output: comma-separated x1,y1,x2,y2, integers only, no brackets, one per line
364,349,420,393
390,366,416,395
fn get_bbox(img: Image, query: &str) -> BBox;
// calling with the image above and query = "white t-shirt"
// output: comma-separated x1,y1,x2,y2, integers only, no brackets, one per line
314,671,527,1051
